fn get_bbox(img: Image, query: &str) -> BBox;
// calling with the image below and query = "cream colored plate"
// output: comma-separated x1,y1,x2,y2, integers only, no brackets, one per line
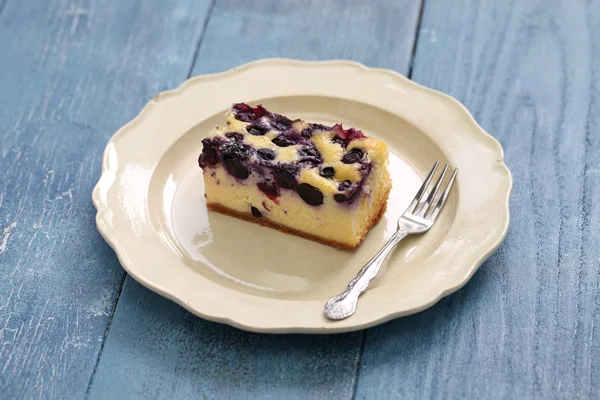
92,59,512,333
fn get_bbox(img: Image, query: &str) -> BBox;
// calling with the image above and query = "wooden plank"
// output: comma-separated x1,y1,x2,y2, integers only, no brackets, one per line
88,281,364,400
86,0,422,399
356,0,600,399
0,0,211,398
192,0,422,74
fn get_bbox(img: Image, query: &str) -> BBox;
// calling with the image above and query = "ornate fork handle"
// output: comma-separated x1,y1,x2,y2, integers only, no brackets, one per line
324,229,409,320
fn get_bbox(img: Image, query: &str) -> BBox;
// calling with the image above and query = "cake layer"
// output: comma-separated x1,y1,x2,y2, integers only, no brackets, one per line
203,162,390,247
206,203,387,249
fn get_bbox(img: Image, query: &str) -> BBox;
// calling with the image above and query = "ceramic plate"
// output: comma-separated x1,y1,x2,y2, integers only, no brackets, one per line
92,59,512,333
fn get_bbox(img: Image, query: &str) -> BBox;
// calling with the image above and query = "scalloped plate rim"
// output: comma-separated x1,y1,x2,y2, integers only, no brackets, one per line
92,58,512,334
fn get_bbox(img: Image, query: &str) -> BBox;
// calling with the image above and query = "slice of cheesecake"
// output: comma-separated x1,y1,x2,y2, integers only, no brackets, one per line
198,103,392,249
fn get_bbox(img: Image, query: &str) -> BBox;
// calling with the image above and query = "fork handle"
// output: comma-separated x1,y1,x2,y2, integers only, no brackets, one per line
324,229,409,320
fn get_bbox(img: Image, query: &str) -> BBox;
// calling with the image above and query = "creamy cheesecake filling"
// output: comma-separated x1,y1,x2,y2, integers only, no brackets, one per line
198,103,392,248
203,162,390,245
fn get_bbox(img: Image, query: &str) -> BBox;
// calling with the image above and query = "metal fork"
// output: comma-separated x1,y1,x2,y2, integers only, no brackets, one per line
324,161,458,320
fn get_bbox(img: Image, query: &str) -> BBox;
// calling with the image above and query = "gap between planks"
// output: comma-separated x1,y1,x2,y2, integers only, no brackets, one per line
83,273,127,399
187,0,217,79
0,0,8,18
408,0,427,79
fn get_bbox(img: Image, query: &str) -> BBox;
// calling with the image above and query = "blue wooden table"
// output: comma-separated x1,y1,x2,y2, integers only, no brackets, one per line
1,0,599,398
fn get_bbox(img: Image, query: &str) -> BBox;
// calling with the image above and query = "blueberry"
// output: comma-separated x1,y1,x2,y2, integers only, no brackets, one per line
247,124,269,136
334,193,347,203
233,106,255,122
273,166,297,189
233,103,268,122
251,206,262,218
342,149,364,164
300,128,313,138
298,146,322,163
272,135,296,147
220,140,252,157
257,148,276,160
233,103,253,112
199,139,220,167
338,186,362,204
310,123,331,131
319,166,335,178
338,180,352,191
333,124,366,141
253,105,268,118
220,141,251,179
225,132,244,141
270,114,293,130
347,189,361,203
271,122,290,131
223,155,249,180
257,181,279,198
346,127,365,141
297,183,324,206
332,136,347,148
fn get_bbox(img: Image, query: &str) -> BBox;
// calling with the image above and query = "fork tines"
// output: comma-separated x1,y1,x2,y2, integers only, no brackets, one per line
409,161,457,221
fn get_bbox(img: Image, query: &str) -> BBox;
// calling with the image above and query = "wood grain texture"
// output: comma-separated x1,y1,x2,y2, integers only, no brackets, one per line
86,1,422,399
355,0,600,399
0,0,211,398
192,0,423,74
87,282,364,400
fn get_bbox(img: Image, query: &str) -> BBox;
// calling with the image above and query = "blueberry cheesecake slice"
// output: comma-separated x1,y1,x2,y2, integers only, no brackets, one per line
198,103,392,249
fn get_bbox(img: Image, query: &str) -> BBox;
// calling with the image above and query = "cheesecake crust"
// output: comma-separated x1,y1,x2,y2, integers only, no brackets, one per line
206,186,390,250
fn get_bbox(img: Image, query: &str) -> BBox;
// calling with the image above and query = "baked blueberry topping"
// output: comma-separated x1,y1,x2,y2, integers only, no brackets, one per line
310,123,330,131
298,183,324,206
233,103,268,122
199,139,220,167
273,165,298,189
338,180,352,191
300,128,313,138
342,149,364,164
333,124,366,141
332,136,347,148
247,124,269,136
271,135,296,147
319,166,335,178
257,148,276,161
232,103,253,113
298,146,317,157
220,141,251,180
298,145,322,164
233,108,255,122
225,132,244,141
223,155,249,179
200,105,377,208
270,114,293,130
254,106,268,118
